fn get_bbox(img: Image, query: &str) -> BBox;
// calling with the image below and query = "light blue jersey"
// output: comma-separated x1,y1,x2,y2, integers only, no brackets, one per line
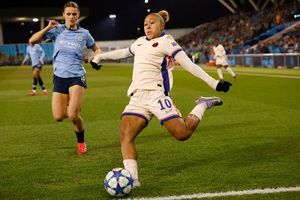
23,44,45,67
45,24,96,78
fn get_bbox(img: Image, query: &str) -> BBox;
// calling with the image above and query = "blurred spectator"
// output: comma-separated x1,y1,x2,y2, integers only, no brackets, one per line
177,1,298,55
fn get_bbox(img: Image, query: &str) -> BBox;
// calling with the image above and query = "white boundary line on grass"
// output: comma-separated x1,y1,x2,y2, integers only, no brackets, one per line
201,68,300,79
128,186,300,200
230,72,300,79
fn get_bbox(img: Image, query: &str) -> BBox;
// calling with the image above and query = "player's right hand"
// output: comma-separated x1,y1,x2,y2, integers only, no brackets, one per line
47,20,58,29
216,80,232,92
90,61,102,71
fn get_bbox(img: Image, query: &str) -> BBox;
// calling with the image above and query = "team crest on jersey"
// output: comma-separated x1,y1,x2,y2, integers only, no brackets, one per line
77,35,83,41
152,42,159,47
171,42,178,46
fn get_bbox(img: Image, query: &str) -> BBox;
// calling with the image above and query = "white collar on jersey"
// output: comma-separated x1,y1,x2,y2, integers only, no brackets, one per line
146,31,166,41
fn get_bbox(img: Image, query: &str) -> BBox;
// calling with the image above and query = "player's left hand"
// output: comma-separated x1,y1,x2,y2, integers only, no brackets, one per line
216,80,232,92
90,61,102,71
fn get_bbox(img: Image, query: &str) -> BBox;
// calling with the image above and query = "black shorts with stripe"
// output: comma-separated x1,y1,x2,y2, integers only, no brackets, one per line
53,75,87,94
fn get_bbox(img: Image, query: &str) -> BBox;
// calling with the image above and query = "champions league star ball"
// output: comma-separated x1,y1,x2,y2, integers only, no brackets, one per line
104,167,134,197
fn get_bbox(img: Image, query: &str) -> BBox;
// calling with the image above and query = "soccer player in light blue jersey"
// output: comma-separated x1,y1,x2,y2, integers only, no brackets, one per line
29,1,101,155
22,43,47,96
91,10,232,187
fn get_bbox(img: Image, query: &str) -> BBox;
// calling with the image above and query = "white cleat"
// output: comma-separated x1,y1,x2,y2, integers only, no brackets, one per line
195,96,223,109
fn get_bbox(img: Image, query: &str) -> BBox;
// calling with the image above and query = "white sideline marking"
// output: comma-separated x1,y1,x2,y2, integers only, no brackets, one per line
127,186,300,200
201,68,300,79
230,72,300,79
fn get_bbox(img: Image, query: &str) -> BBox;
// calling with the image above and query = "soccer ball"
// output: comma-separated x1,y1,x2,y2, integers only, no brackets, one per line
104,167,134,197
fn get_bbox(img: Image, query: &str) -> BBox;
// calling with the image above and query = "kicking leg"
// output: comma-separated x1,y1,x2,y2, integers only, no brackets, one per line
164,96,223,141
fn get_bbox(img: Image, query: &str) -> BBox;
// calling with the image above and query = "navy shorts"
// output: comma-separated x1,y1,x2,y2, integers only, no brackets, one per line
53,75,87,94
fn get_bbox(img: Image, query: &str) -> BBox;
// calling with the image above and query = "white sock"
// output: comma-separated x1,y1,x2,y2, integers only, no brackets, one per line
190,103,207,120
217,68,223,79
226,67,236,77
123,159,139,181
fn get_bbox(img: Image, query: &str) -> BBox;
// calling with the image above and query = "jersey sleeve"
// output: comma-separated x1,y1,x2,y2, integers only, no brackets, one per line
174,50,219,90
44,23,63,41
129,37,142,55
85,30,96,49
163,35,183,58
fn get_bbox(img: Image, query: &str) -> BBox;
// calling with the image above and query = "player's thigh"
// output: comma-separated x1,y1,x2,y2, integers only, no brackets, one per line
120,115,147,142
52,92,69,119
68,85,85,114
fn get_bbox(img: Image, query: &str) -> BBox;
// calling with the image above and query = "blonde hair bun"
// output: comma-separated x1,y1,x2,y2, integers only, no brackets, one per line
158,10,169,23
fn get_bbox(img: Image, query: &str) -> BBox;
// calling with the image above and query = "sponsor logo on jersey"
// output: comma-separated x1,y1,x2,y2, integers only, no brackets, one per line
152,42,159,47
59,40,81,49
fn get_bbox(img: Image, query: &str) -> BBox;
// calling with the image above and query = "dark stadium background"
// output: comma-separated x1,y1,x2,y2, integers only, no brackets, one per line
0,0,261,43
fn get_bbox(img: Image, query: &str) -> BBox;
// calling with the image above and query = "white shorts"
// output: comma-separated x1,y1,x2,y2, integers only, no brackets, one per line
122,90,181,124
216,56,229,66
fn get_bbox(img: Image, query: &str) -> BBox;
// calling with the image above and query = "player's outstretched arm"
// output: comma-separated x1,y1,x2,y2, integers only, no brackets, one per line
92,48,133,63
174,50,232,92
90,48,133,71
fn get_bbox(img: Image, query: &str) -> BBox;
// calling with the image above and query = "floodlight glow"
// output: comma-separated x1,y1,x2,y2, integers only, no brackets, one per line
294,14,300,18
33,18,39,22
109,14,116,19
145,0,149,3
147,9,151,13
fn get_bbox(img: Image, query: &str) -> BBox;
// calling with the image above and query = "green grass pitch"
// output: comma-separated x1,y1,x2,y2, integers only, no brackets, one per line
0,63,300,199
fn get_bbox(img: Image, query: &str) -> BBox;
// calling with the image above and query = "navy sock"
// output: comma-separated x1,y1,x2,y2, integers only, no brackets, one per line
33,78,37,90
75,130,85,143
38,78,46,90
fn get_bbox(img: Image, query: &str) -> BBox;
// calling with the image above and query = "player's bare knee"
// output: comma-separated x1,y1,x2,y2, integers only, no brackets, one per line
175,134,190,141
172,129,191,141
53,115,64,122
67,111,79,121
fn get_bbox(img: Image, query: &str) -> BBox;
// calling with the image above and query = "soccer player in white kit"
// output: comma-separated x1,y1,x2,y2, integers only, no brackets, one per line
213,39,236,81
91,10,232,187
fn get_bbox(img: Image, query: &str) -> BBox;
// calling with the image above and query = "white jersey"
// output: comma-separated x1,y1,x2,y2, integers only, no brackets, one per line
128,34,182,96
213,44,228,66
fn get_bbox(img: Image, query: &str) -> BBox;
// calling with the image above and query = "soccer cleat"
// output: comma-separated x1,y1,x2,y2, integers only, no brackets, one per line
28,90,36,96
41,90,48,95
77,142,87,155
132,179,141,188
195,96,223,109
